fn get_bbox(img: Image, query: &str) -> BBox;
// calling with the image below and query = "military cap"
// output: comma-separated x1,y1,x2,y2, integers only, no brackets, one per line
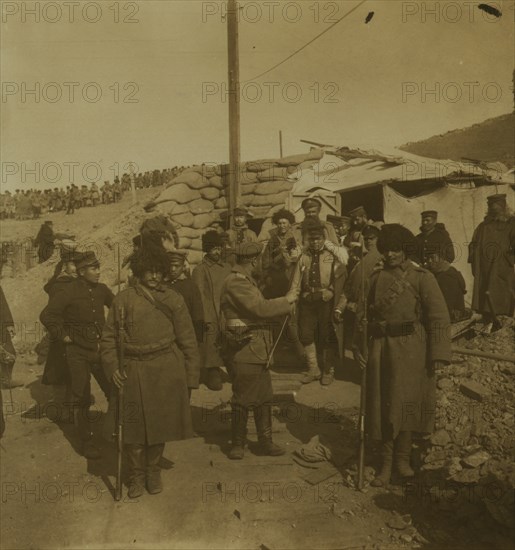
202,230,223,252
421,210,438,218
167,249,188,262
326,214,351,225
75,251,100,269
487,193,506,204
301,218,325,235
301,197,322,210
362,224,380,238
60,240,79,263
233,206,252,217
233,242,263,259
347,205,367,218
377,224,417,258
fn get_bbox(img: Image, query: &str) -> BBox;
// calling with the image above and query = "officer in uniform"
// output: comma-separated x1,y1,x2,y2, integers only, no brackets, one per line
220,242,299,460
40,251,113,459
415,210,455,265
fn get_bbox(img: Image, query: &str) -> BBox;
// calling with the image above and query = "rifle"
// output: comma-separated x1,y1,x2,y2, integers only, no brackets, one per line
114,305,125,501
357,242,368,491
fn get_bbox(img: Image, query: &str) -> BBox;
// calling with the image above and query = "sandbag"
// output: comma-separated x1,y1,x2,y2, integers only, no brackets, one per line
200,187,220,201
257,167,290,181
241,184,256,195
173,212,194,227
193,213,218,229
173,171,209,190
215,197,227,209
188,198,214,215
240,171,258,184
250,190,290,207
162,183,201,204
177,226,203,239
254,180,292,195
171,203,190,215
180,237,192,249
208,175,223,189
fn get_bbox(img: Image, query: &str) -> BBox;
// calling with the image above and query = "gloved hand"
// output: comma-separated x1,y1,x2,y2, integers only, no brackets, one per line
112,368,127,389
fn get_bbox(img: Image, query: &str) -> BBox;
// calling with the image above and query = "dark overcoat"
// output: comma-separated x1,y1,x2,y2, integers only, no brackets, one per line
101,284,200,445
468,216,515,316
365,261,451,441
191,257,232,369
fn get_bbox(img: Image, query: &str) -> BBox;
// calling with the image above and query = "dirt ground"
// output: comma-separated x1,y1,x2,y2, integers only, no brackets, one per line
1,194,511,550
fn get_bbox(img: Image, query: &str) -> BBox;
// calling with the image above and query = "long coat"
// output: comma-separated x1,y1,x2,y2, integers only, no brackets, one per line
415,223,455,264
100,284,200,445
365,260,451,441
0,285,15,357
468,216,515,316
191,256,232,369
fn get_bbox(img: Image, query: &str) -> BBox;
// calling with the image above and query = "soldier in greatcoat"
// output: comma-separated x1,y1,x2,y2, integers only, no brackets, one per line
415,210,455,265
101,249,200,498
468,194,515,319
40,251,113,459
191,231,232,391
357,224,451,487
220,242,299,460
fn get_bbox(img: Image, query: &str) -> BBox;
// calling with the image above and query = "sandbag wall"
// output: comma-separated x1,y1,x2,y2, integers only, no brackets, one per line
153,149,324,267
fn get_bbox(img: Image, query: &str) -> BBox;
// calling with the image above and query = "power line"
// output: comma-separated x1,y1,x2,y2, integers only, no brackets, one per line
243,0,368,83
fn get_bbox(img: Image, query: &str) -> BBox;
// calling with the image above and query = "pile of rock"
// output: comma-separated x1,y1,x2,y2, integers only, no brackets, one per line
419,318,515,530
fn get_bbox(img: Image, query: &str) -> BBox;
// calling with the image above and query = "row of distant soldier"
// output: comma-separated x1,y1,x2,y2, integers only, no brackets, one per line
0,166,186,219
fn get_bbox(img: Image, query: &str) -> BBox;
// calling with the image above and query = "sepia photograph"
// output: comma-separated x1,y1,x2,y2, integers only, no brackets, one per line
0,1,514,548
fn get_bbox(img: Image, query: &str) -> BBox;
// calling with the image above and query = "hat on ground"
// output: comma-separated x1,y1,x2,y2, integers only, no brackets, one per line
233,242,263,260
421,210,438,218
347,206,367,218
326,214,351,225
167,250,188,262
377,224,417,258
75,251,100,270
301,197,322,210
487,194,506,205
202,230,223,252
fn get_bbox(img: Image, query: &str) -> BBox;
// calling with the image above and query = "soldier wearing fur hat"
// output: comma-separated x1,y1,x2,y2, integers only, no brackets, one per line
220,242,299,460
468,194,515,318
357,224,451,487
101,248,200,498
290,218,349,385
191,230,232,390
40,251,114,459
415,210,455,266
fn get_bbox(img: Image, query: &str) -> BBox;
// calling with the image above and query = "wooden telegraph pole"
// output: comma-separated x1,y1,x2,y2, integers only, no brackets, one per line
279,130,283,158
227,0,241,215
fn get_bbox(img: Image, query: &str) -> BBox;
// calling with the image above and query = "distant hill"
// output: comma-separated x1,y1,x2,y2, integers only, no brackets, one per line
400,113,515,169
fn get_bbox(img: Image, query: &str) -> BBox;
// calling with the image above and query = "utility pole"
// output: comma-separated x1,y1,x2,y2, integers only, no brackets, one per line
227,0,241,215
279,130,283,158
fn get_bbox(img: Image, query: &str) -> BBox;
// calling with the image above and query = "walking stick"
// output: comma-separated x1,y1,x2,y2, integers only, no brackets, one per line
114,305,125,501
357,242,368,491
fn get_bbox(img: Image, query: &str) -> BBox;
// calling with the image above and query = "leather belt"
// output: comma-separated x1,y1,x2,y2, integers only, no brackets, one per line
369,321,416,337
125,343,174,361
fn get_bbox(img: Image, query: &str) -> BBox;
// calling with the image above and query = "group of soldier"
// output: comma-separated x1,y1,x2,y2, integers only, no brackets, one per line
1,191,513,498
0,166,189,221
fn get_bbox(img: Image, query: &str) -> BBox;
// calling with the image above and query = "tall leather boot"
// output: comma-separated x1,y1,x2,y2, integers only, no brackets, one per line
320,348,335,386
301,343,321,384
125,444,146,498
370,440,394,487
394,431,415,478
146,443,165,494
228,405,248,460
254,404,285,456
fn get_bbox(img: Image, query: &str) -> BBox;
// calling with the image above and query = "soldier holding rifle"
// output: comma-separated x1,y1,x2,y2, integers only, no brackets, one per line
101,248,200,498
356,224,451,487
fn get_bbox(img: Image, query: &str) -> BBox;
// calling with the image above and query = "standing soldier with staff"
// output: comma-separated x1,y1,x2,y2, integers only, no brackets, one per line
357,224,451,487
101,248,200,498
221,242,299,460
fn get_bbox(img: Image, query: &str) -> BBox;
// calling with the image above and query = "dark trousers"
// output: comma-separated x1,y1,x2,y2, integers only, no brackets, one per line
298,299,336,350
65,345,111,440
231,362,273,408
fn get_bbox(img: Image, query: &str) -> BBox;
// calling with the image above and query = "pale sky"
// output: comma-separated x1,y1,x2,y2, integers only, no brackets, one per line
1,0,514,190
